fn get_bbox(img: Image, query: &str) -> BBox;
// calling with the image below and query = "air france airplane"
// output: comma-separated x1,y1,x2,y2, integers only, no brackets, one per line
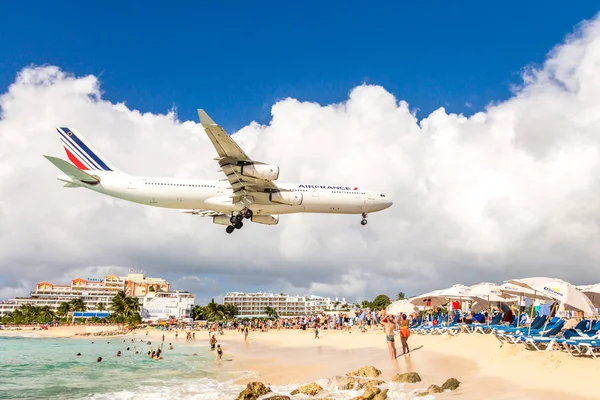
44,110,392,233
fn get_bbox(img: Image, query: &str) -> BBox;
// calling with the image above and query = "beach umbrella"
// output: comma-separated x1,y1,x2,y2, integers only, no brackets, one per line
469,282,517,322
469,283,517,303
498,282,551,300
409,289,448,308
386,300,417,316
437,284,472,317
437,284,471,299
579,283,600,308
507,277,597,316
472,300,511,313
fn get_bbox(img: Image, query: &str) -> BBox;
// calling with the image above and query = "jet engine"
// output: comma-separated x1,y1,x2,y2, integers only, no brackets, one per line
241,164,279,181
270,191,303,206
251,214,279,225
213,215,231,226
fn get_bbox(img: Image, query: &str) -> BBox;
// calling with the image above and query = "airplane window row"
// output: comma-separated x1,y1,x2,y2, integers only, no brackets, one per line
144,182,215,188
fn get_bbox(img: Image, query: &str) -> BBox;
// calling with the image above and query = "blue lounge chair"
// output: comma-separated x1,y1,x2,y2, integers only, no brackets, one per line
517,320,566,350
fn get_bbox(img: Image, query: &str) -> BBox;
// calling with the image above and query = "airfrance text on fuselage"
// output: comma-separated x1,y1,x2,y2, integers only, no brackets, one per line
299,185,354,190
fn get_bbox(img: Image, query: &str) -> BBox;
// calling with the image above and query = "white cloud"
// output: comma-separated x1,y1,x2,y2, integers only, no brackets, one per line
3,17,600,303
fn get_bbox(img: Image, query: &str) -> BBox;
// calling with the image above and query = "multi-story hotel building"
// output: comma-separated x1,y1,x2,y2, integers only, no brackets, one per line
0,271,174,317
140,290,195,321
223,292,349,317
125,272,170,297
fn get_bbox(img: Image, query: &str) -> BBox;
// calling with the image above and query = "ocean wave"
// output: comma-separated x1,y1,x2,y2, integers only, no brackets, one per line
82,378,437,400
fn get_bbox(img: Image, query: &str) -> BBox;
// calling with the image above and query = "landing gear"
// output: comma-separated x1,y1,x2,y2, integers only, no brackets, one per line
361,212,368,226
227,209,251,233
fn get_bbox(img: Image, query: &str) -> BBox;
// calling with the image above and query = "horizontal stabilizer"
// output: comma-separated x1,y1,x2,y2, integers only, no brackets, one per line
44,156,100,184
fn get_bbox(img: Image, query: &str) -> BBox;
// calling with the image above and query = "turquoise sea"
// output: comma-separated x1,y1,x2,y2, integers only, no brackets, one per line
0,334,431,399
0,335,249,400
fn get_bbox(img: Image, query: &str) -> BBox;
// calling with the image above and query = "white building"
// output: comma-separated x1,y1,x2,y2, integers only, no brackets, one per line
223,292,349,317
0,273,175,318
140,291,195,321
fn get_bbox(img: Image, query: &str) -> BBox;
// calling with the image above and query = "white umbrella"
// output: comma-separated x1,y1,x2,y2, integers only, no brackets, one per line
580,283,600,308
437,284,471,300
469,282,518,303
386,300,417,316
497,282,551,299
507,277,597,316
409,289,447,308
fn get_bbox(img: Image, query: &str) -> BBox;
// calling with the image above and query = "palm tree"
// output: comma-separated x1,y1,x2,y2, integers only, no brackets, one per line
57,302,71,317
223,304,238,319
205,300,220,320
38,306,55,323
264,306,277,318
125,296,140,316
69,298,86,312
95,303,106,311
110,291,128,315
396,292,406,300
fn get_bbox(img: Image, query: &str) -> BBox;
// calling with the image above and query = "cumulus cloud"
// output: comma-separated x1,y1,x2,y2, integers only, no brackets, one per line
3,16,600,303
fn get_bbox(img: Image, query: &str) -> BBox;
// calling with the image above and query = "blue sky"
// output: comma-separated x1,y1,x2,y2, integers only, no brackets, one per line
0,2,598,133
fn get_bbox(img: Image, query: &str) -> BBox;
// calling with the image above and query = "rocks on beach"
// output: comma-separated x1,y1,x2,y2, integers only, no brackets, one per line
441,377,461,391
236,382,272,400
330,376,384,391
290,382,323,396
415,378,460,397
346,366,382,378
391,372,422,383
235,367,457,399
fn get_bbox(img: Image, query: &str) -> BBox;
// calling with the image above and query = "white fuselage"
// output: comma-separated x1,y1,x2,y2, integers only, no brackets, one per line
58,172,393,216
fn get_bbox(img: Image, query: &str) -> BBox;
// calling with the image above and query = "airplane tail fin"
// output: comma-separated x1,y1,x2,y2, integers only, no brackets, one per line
54,127,119,172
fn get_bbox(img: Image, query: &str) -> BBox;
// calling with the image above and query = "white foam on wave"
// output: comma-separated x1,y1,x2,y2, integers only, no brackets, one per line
83,377,437,400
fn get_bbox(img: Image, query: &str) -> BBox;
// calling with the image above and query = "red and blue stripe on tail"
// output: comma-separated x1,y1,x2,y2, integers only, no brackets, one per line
56,127,115,171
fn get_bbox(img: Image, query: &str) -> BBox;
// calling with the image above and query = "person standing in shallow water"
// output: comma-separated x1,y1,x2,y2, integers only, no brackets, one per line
215,344,223,361
381,315,397,360
399,314,410,355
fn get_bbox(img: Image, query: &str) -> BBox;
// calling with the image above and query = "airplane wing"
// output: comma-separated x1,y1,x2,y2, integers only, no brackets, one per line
198,109,285,205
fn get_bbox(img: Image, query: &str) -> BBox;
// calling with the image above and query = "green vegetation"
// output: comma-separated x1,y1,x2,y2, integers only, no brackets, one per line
360,294,392,310
1,291,142,325
193,299,238,321
0,304,56,324
264,306,278,318
396,292,406,300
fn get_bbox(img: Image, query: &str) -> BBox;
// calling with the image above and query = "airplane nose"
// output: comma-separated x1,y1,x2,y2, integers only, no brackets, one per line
381,198,393,210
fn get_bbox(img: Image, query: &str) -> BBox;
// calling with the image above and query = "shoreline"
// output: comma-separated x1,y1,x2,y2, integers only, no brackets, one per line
2,326,599,399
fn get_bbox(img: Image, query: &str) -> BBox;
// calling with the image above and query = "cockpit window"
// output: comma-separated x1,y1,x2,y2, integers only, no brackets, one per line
380,194,386,197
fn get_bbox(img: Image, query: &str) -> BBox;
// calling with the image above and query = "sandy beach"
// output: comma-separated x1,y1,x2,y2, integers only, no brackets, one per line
3,324,598,399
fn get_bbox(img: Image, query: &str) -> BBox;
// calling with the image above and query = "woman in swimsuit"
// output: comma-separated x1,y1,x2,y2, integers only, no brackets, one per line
216,344,223,360
399,314,410,355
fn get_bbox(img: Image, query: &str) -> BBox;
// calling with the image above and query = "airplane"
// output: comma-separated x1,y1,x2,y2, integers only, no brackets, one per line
44,110,393,233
